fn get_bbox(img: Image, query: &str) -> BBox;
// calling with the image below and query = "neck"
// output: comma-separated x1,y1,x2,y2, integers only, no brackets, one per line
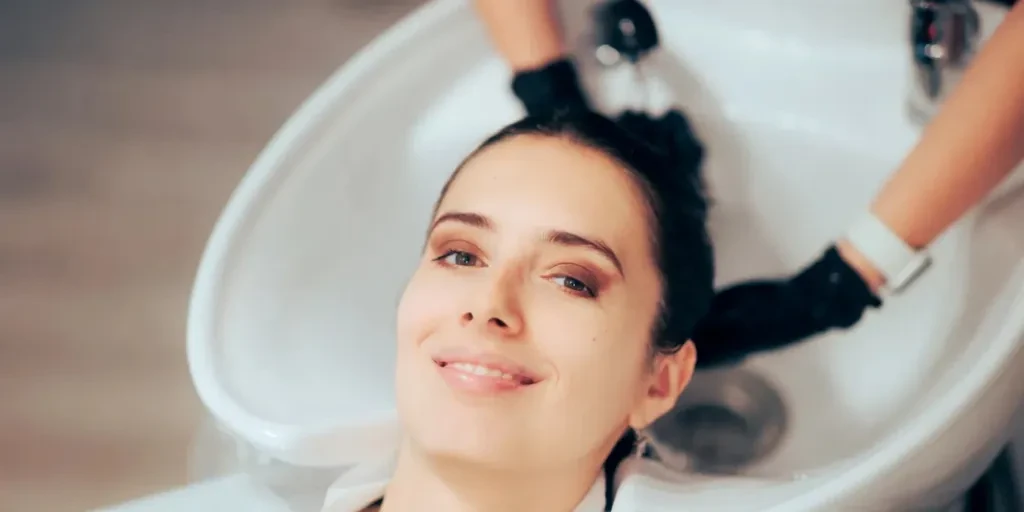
380,439,603,512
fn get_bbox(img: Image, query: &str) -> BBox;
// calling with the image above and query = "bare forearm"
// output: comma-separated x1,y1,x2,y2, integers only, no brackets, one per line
874,3,1024,247
842,3,1024,290
472,0,566,71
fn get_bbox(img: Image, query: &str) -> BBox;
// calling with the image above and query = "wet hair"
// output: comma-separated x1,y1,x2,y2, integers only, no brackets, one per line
437,110,714,507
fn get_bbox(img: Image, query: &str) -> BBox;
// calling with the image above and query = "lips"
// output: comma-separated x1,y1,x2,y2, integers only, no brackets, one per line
435,360,538,385
432,349,543,393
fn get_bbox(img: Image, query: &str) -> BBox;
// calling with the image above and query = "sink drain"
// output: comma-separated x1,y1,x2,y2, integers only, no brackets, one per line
646,368,787,474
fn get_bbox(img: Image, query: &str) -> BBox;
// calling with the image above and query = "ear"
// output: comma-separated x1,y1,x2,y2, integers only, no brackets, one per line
628,340,696,430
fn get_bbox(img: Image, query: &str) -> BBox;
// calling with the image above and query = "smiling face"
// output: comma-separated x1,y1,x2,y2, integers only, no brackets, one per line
394,132,695,471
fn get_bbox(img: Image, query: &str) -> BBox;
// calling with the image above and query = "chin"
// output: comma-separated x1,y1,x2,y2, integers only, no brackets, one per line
394,347,551,467
396,383,535,468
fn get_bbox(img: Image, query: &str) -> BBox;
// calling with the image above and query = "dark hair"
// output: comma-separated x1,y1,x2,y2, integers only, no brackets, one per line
440,110,714,507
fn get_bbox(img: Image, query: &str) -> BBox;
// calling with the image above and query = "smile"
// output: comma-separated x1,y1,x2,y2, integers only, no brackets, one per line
432,352,542,394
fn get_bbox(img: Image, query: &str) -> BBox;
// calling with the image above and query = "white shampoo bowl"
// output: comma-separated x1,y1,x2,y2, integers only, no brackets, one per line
187,0,1024,510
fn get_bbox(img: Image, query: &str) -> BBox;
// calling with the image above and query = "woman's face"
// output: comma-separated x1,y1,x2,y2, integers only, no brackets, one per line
395,134,693,470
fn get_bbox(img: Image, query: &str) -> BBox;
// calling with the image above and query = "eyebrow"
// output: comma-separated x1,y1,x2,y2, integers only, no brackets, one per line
431,211,492,232
546,230,624,277
430,210,625,277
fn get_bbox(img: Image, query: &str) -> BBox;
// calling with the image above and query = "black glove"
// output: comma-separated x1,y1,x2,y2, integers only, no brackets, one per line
511,58,591,117
692,245,883,368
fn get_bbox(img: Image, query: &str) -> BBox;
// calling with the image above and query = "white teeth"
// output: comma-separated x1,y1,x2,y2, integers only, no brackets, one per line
449,362,517,380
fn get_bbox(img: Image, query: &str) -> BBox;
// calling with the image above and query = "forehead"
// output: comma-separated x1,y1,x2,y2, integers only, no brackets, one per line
438,134,653,254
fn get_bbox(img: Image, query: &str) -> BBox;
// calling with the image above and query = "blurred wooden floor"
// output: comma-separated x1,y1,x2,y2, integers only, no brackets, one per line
0,1,422,510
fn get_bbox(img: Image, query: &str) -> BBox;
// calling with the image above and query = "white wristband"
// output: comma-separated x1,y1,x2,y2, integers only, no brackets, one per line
843,213,932,294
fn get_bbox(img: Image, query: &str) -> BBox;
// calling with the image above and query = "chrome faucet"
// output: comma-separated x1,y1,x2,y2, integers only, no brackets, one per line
592,0,659,67
907,0,981,124
591,0,660,110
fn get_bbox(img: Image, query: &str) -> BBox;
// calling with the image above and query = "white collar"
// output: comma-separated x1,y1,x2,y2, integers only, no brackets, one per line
320,455,609,512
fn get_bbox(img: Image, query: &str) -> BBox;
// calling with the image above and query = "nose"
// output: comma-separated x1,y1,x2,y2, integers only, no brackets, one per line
460,268,526,337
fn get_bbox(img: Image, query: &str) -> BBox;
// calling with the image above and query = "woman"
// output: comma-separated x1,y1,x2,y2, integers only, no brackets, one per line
321,110,713,511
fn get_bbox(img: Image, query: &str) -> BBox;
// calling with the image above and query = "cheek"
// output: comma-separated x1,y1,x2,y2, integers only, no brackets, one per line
533,294,651,387
533,317,650,461
396,263,480,358
530,301,652,418
553,333,649,403
395,266,459,413
396,267,450,350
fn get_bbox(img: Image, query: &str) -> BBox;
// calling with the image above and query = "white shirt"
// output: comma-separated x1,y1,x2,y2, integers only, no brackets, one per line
320,454,610,512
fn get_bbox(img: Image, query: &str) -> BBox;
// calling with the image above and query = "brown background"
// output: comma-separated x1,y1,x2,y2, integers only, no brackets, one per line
0,1,423,510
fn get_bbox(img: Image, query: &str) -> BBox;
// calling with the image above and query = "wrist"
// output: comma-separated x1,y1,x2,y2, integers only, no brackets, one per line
835,239,887,293
507,47,567,74
839,211,933,295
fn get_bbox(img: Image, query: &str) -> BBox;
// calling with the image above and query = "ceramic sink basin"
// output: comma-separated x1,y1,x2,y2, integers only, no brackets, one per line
121,0,1024,511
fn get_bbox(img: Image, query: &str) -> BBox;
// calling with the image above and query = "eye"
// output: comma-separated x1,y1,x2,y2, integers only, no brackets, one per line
551,275,596,298
434,250,481,267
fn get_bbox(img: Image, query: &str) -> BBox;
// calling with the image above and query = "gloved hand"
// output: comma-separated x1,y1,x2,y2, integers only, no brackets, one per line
511,58,592,117
692,245,883,368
